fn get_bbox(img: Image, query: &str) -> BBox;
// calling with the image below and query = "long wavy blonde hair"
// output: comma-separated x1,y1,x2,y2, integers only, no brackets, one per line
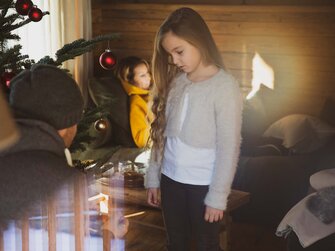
150,7,224,158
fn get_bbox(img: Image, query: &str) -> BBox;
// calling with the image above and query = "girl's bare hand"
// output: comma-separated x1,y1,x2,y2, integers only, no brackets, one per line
204,206,224,222
147,187,160,207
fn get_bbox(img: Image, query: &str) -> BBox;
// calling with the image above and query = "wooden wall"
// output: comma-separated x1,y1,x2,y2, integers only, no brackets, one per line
92,2,335,118
94,0,335,5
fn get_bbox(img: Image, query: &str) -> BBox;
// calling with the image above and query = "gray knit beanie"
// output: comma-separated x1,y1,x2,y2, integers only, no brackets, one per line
9,64,84,130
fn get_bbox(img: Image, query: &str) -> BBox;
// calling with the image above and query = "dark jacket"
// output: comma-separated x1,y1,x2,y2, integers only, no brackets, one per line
0,119,79,223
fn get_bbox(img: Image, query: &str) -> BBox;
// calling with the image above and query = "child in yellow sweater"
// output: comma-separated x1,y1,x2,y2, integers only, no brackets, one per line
116,56,153,148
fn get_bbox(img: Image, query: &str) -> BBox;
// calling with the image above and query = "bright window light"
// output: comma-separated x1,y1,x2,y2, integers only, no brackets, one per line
247,52,274,99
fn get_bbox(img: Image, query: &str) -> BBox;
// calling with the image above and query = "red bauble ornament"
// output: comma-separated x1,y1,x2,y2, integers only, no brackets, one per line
99,49,117,70
15,0,33,15
28,6,43,22
1,71,16,89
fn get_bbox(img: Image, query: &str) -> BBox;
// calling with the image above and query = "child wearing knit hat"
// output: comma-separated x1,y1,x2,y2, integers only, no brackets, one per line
0,64,84,223
9,64,84,148
10,64,84,130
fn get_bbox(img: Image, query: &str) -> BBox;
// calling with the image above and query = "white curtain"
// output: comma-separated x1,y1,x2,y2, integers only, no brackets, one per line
16,0,92,104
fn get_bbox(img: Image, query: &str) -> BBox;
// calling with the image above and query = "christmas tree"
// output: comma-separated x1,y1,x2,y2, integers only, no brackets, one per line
0,0,118,92
0,0,119,154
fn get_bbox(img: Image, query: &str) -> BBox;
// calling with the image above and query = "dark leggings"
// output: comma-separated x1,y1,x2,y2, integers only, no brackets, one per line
160,174,221,251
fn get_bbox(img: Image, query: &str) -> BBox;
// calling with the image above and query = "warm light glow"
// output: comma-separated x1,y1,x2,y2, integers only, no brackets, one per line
124,211,145,218
32,12,39,18
94,119,108,131
247,52,274,99
88,193,109,214
98,122,106,129
105,57,114,64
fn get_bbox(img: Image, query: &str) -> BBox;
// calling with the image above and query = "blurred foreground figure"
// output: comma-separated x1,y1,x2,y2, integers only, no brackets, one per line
0,88,19,151
0,64,84,224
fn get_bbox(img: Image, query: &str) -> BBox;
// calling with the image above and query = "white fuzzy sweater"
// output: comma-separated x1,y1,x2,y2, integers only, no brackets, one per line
145,69,243,210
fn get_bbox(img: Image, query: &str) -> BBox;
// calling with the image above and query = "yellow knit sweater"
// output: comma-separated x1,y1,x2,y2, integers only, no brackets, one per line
121,80,153,148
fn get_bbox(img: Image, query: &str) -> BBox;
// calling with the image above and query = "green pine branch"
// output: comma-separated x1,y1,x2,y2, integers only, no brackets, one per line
56,34,119,57
0,44,34,73
89,78,117,107
1,0,121,153
0,5,49,44
55,34,120,65
0,1,46,72
37,34,120,66
1,0,119,73
1,12,49,36
70,78,118,152
70,104,113,152
0,13,20,26
0,33,19,44
0,13,23,32
0,0,13,13
36,55,55,65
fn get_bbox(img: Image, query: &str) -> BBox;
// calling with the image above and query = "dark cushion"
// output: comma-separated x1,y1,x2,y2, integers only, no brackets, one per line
320,96,335,127
263,114,335,154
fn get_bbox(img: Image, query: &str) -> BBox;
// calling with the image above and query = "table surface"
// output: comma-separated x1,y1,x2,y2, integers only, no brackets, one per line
95,177,250,212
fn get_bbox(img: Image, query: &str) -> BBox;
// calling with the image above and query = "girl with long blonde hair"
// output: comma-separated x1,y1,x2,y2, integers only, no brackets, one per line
145,7,242,250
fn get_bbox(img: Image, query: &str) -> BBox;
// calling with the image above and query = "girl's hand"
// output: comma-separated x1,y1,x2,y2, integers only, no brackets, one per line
204,206,224,222
147,187,160,207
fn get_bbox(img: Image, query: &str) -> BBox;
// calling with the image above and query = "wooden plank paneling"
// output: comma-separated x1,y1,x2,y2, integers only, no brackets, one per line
246,0,335,5
133,10,335,23
102,32,335,57
98,18,335,37
93,3,335,12
92,0,245,5
92,0,335,6
94,47,335,74
92,3,335,116
99,8,335,23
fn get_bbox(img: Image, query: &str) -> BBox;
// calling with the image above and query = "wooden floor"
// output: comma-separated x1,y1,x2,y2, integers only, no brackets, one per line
122,203,287,251
0,196,287,251
230,222,286,251
123,204,166,251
